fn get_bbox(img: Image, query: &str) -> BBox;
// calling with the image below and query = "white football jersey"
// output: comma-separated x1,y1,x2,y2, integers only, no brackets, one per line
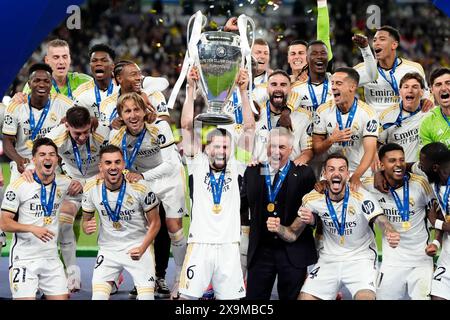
289,73,333,113
72,79,119,119
363,174,434,267
1,175,79,262
46,124,110,181
2,94,73,159
378,104,428,162
313,99,379,175
302,187,382,263
185,153,246,244
82,178,159,251
357,58,429,114
433,182,450,267
253,100,313,162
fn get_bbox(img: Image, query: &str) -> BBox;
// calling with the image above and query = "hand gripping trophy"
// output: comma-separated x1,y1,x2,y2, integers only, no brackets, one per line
168,11,258,124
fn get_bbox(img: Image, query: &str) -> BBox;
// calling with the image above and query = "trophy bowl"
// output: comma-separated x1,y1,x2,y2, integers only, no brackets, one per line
195,31,242,125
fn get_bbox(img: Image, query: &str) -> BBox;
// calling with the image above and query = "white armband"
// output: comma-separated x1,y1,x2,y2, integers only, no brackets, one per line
432,240,441,250
435,219,444,230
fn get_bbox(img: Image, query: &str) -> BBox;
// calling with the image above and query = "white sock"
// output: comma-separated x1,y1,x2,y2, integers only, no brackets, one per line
58,212,77,268
169,229,187,282
137,287,155,300
92,282,112,300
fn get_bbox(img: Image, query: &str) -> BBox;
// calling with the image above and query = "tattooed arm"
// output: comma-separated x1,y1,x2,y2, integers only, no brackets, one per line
373,214,400,248
266,216,307,243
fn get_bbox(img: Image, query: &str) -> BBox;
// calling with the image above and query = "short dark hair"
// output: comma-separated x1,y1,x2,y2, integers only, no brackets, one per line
113,60,136,82
289,39,308,49
206,128,232,146
66,106,91,128
308,40,327,49
378,143,404,160
420,142,449,165
29,63,53,77
429,67,450,86
268,69,291,83
377,25,400,43
254,38,269,47
399,72,425,89
99,144,123,160
32,137,58,156
89,43,116,61
334,67,360,85
324,152,348,169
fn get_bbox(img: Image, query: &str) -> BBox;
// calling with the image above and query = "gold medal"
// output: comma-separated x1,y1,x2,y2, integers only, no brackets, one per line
339,235,345,246
26,139,34,150
267,203,275,212
234,124,242,132
402,221,411,231
43,216,52,225
446,216,450,223
212,204,222,214
113,221,122,229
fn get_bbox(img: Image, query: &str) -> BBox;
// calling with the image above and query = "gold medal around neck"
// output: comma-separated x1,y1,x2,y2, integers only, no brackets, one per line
212,204,222,214
234,124,242,132
267,203,275,212
26,140,34,150
113,221,122,230
402,221,411,231
43,217,52,225
339,235,345,246
446,216,450,223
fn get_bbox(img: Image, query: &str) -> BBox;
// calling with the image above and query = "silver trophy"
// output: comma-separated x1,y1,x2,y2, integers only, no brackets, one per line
195,31,242,125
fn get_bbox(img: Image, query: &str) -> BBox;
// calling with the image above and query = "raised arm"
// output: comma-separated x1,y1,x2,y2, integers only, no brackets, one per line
236,68,256,154
317,0,333,61
352,34,378,86
180,67,201,157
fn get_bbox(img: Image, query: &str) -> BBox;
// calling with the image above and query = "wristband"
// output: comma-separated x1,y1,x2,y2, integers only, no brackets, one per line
435,219,444,230
432,240,441,250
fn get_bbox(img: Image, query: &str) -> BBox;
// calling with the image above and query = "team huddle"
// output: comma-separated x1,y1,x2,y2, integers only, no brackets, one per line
0,0,449,301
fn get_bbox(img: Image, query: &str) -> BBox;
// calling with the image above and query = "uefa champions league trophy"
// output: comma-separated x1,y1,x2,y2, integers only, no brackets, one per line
167,11,257,124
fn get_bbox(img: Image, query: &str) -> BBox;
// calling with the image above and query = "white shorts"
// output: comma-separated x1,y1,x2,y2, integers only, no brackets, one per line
376,264,432,300
301,259,377,300
431,261,450,300
9,258,68,299
179,243,245,300
149,165,186,218
92,246,156,290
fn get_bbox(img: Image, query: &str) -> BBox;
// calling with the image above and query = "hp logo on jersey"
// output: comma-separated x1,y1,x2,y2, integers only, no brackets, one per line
362,200,375,215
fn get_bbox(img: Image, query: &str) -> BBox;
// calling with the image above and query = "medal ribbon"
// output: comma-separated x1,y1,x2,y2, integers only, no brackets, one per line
382,102,422,130
435,176,450,215
389,174,410,222
52,76,72,99
308,77,328,111
325,184,349,237
264,161,291,206
101,179,126,223
33,173,57,219
233,91,243,125
28,95,51,140
377,57,399,95
335,98,357,147
71,136,91,176
441,108,450,128
122,127,146,169
94,79,114,111
209,168,226,206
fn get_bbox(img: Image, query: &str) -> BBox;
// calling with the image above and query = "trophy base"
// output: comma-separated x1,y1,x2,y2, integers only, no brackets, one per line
195,112,235,125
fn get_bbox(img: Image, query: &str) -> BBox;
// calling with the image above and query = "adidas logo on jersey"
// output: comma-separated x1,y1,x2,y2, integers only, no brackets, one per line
64,151,72,155
32,194,40,200
379,198,386,203
238,287,244,293
302,95,309,101
327,122,333,128
189,233,193,238
178,208,184,214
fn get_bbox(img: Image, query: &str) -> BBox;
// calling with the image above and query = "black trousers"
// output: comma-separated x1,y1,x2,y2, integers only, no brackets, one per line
154,204,170,278
246,244,307,300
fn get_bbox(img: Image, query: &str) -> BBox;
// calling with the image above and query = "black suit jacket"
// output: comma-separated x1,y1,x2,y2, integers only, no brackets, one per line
242,163,317,269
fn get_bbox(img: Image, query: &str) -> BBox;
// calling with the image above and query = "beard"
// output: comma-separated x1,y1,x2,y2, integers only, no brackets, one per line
269,93,287,110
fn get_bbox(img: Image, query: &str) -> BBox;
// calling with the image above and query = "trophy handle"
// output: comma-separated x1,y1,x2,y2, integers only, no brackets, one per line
238,15,259,115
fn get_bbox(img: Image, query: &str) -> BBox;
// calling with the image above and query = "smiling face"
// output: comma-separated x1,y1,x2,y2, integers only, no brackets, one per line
66,122,91,145
267,133,292,169
99,151,125,187
324,158,349,195
372,30,398,61
252,43,270,75
119,98,146,135
400,78,423,112
33,145,58,178
206,135,232,170
117,63,142,93
307,43,328,75
90,51,114,82
29,70,52,99
288,44,307,73
45,45,71,79
331,72,356,107
432,73,450,109
380,149,406,185
268,73,290,111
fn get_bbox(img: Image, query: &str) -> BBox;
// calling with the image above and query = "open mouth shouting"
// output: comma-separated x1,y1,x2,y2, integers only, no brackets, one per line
314,60,326,72
94,67,106,80
392,167,404,179
329,175,344,193
440,91,450,105
374,47,383,58
270,91,286,107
